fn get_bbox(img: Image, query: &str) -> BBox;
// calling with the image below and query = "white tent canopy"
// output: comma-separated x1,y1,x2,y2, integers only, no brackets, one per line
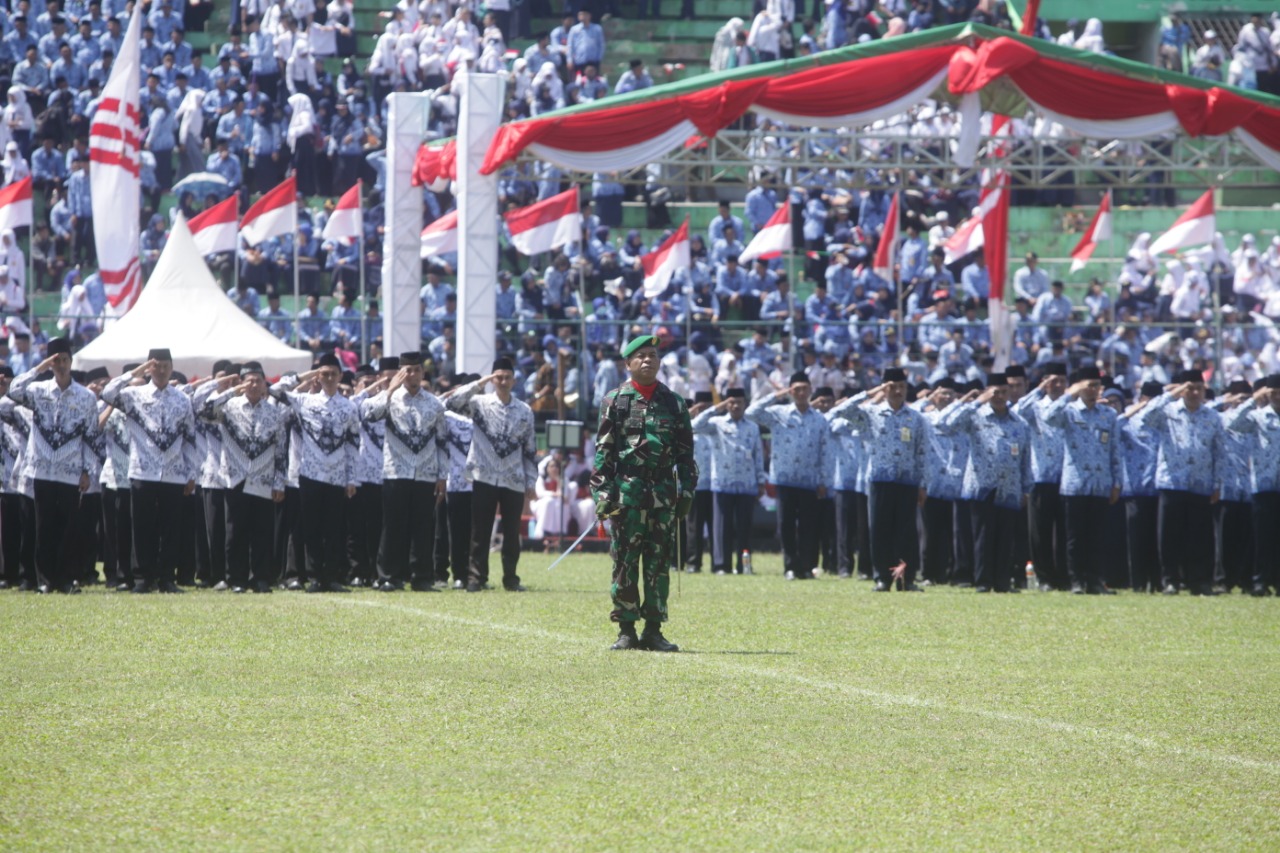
73,214,313,378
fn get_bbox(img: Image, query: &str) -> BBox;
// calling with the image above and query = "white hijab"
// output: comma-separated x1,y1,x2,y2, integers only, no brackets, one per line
286,93,315,149
176,88,206,147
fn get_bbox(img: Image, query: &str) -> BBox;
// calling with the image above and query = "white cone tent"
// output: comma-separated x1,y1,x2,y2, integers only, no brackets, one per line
73,214,313,378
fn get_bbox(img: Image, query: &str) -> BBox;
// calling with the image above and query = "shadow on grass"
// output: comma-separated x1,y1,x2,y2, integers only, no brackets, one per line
677,650,797,656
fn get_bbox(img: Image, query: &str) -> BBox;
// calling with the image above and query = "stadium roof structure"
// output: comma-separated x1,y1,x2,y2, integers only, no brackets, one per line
414,23,1280,191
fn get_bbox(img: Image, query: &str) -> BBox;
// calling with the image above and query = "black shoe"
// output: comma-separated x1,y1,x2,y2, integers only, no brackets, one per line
158,581,184,594
379,581,404,592
0,580,9,589
1007,586,1022,593
504,584,527,592
953,581,974,589
975,586,992,593
1162,584,1179,595
1071,583,1085,595
286,579,304,591
58,583,81,595
231,586,248,594
452,579,465,589
610,626,641,650
17,580,34,592
348,577,365,588
1038,583,1054,592
115,582,132,592
306,582,324,593
131,583,153,594
1087,585,1116,595
685,566,701,574
465,581,482,592
902,583,924,592
324,582,351,593
253,583,273,594
410,582,439,592
1191,584,1218,597
639,623,679,652
856,573,873,581
35,583,52,594
712,569,728,575
873,582,890,592
837,570,851,579
1250,586,1271,597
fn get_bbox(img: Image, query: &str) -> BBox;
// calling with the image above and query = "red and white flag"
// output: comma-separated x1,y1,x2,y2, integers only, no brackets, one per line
739,203,791,264
1150,189,1215,255
943,186,1004,264
240,175,297,247
0,176,33,234
983,171,1013,371
188,194,239,256
88,4,143,311
321,180,362,244
641,217,690,298
871,191,900,281
420,210,459,258
505,187,582,256
1069,190,1113,272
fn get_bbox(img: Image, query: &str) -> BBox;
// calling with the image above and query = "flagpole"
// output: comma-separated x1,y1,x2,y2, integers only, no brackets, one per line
26,226,34,332
293,229,300,349
357,180,366,363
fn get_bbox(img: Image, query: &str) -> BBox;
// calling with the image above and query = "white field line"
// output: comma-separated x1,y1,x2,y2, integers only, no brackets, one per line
329,597,1280,775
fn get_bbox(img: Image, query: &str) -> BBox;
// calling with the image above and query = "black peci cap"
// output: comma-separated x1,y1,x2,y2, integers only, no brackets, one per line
47,337,72,356
399,351,423,366
726,388,746,399
694,391,713,403
883,367,907,382
86,366,109,382
317,353,341,368
789,371,810,385
1140,381,1165,398
493,357,514,372
148,347,172,361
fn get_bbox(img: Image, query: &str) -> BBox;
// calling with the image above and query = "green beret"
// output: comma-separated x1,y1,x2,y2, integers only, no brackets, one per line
621,335,660,359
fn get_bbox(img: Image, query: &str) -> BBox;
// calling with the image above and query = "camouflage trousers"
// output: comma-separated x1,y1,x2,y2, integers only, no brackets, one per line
609,505,676,624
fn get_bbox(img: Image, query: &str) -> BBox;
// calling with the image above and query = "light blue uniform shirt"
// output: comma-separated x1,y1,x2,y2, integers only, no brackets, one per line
1041,396,1123,498
1118,417,1157,498
828,392,929,488
745,396,833,491
1012,387,1065,485
1130,393,1223,496
940,401,1033,509
826,417,865,493
691,409,766,495
1224,400,1280,494
924,406,967,501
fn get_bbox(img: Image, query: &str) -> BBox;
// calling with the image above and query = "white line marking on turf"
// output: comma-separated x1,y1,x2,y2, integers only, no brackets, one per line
329,597,1280,775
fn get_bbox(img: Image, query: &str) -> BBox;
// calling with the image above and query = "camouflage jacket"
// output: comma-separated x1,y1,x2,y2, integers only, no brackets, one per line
591,381,697,512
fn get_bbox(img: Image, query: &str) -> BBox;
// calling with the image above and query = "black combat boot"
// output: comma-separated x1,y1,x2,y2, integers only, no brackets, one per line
639,620,679,652
611,622,641,650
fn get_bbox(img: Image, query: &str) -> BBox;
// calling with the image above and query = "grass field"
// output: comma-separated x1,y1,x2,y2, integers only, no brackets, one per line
2,552,1279,851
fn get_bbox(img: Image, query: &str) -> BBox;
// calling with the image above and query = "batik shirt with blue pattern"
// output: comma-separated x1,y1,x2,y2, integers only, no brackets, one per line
1210,403,1253,503
827,392,929,488
924,404,967,501
1011,387,1065,485
1041,396,1123,498
744,396,833,490
1131,393,1223,496
1224,400,1280,494
826,416,865,493
691,409,766,495
939,401,1033,509
270,375,360,488
1118,416,1157,498
8,368,99,487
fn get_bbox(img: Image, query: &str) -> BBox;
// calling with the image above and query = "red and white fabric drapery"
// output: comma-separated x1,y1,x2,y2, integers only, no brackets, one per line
411,27,1280,186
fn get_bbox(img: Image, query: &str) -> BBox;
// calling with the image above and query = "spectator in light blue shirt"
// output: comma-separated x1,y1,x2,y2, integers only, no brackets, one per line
707,201,744,246
566,9,605,70
960,255,989,302
205,142,242,189
31,137,67,195
743,182,777,235
613,59,652,94
258,292,292,340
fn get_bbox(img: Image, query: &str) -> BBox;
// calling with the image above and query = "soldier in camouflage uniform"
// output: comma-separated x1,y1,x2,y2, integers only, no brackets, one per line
591,335,698,652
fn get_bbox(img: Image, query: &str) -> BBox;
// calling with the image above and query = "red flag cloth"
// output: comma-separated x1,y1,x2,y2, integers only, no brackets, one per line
1069,190,1113,272
640,217,691,298
239,176,298,246
871,192,900,281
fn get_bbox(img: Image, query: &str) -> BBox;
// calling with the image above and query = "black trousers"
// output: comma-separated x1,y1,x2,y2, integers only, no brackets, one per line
274,486,301,583
919,496,953,584
683,489,713,570
69,491,101,583
1214,500,1253,590
713,492,754,572
201,487,227,585
346,482,381,581
446,491,472,584
972,496,1019,592
101,488,132,586
1028,482,1068,589
776,485,818,576
433,497,450,582
300,477,349,585
469,480,523,589
178,491,199,585
834,489,859,576
2,491,34,586
1157,489,1214,590
854,492,872,577
952,500,975,585
1063,494,1109,590
816,495,836,572
868,481,919,584
1125,496,1159,591
1103,500,1129,589
1010,504,1030,589
225,483,275,588
131,480,185,587
1253,492,1280,590
378,479,437,586
33,479,80,589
